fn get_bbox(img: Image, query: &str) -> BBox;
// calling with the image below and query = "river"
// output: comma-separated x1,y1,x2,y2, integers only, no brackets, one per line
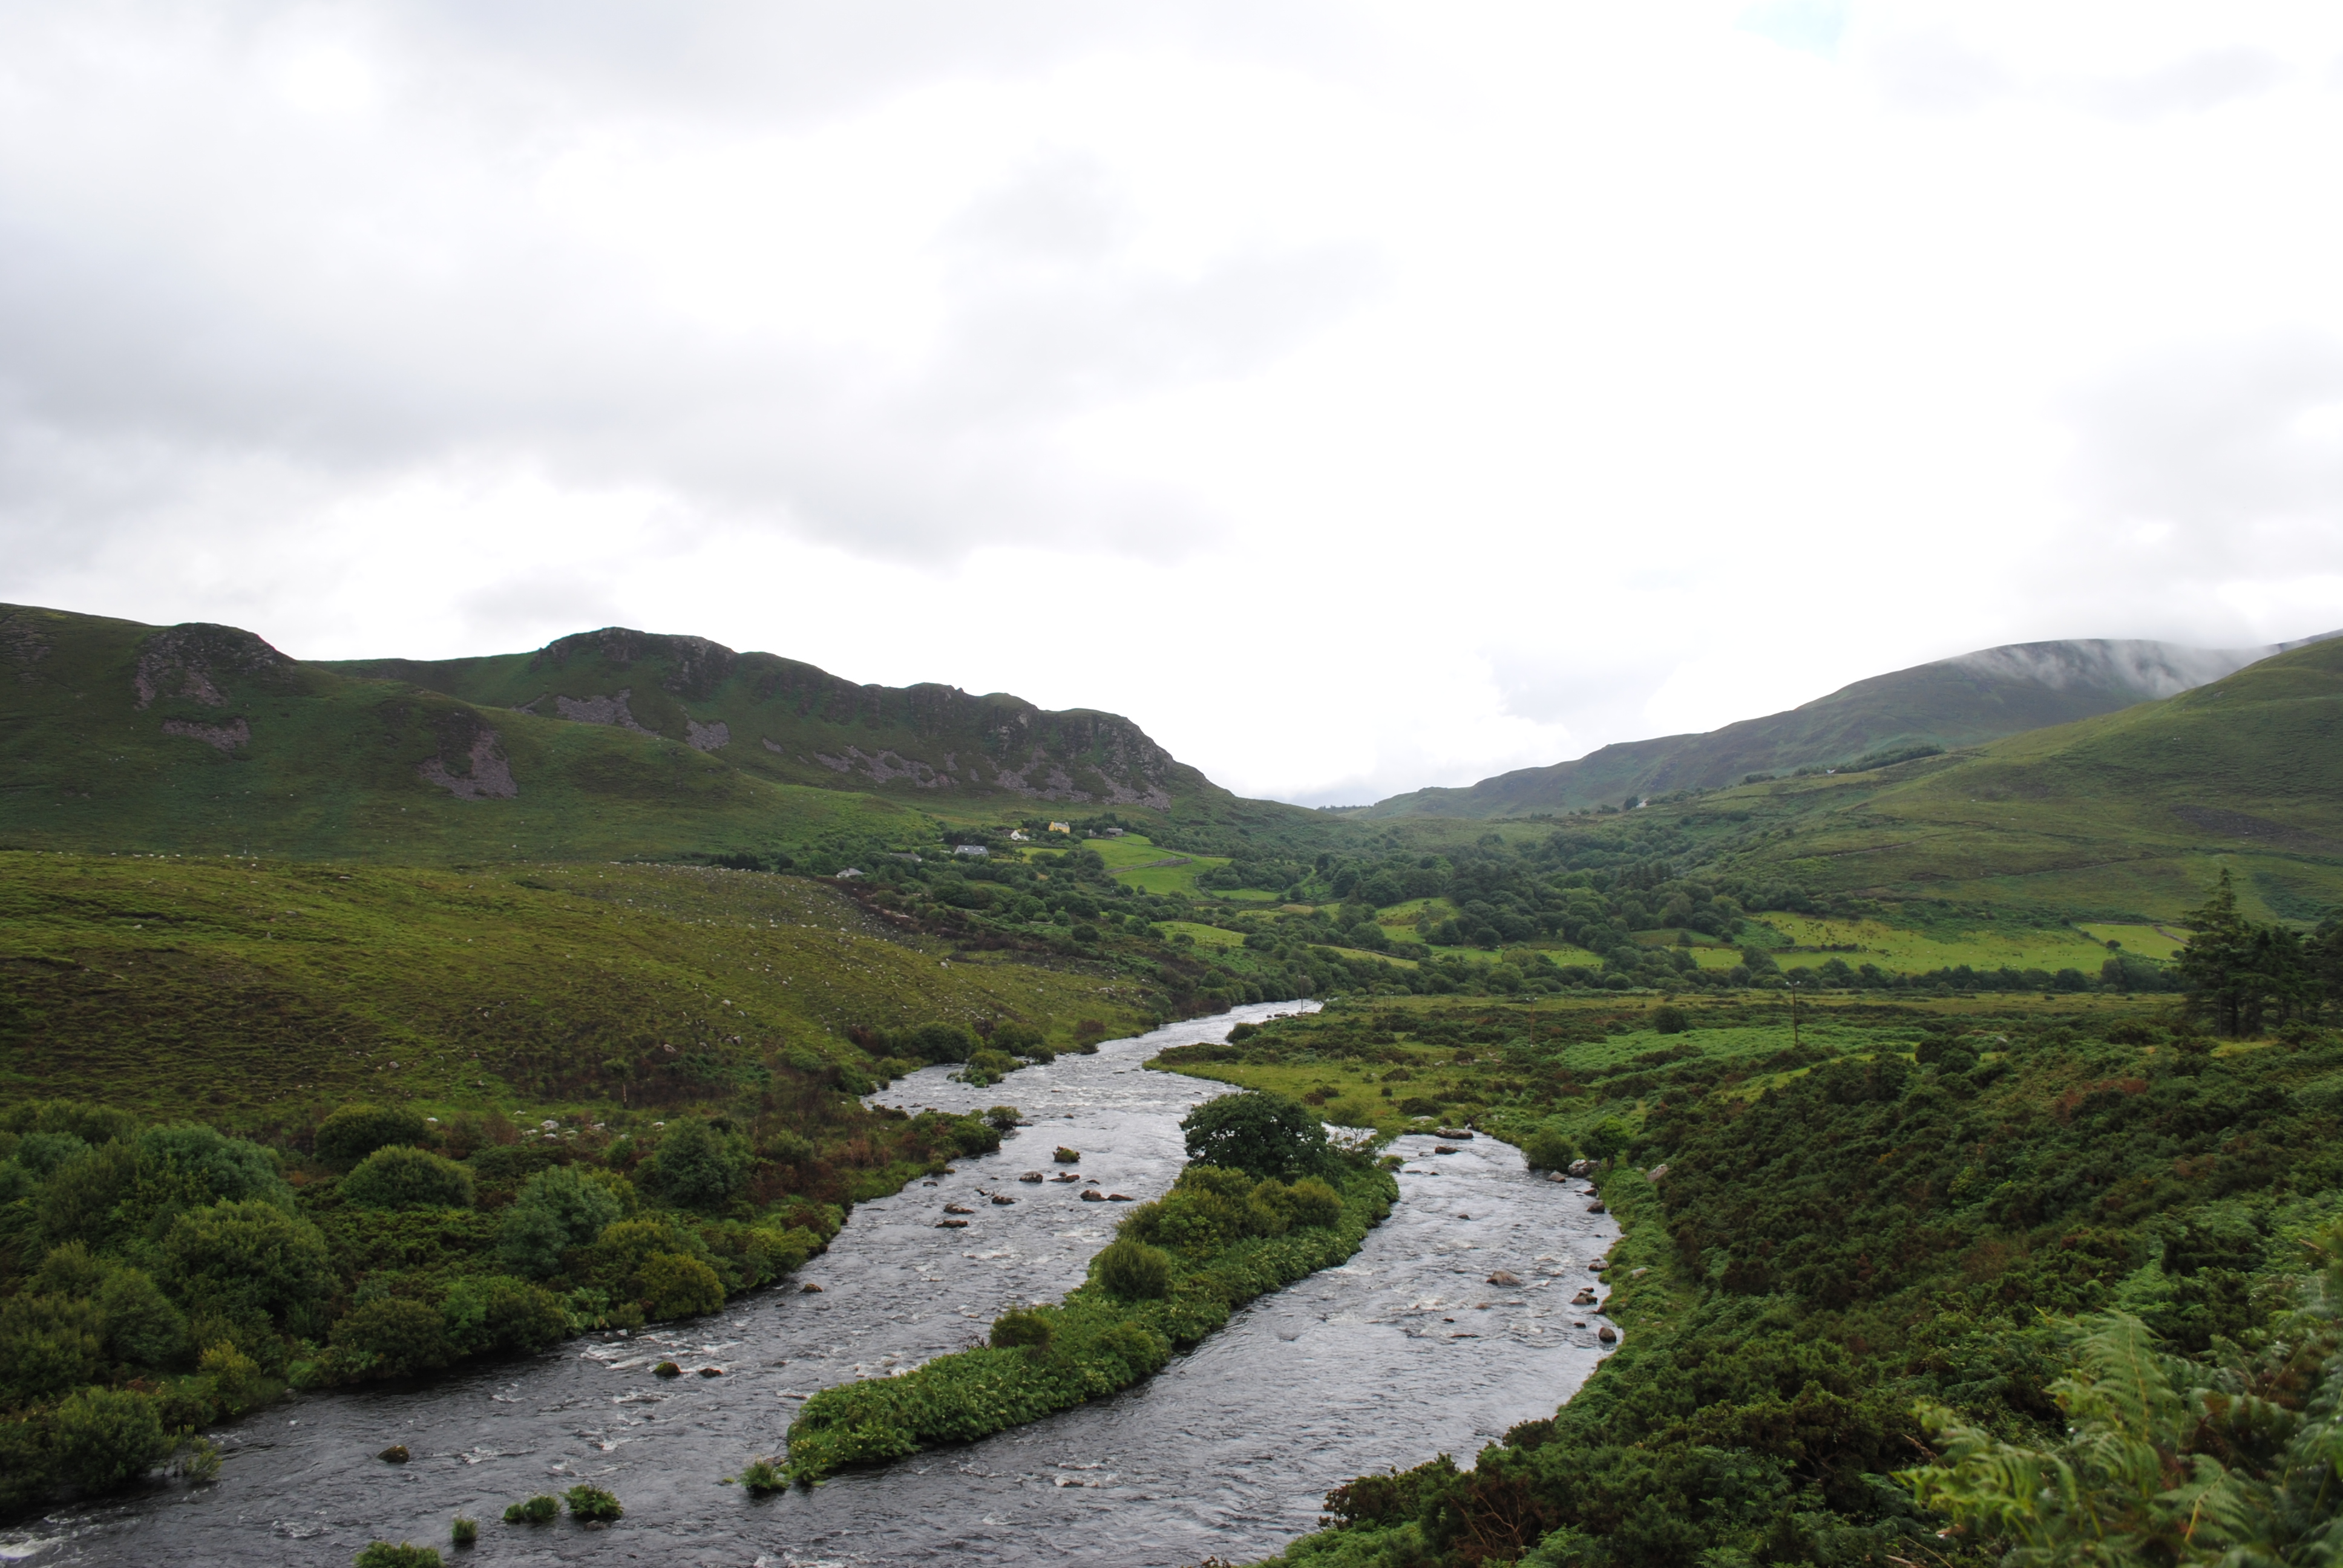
2,1002,1619,1567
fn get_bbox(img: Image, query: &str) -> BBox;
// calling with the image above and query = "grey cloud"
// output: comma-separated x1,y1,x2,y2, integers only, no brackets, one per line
0,1,1380,575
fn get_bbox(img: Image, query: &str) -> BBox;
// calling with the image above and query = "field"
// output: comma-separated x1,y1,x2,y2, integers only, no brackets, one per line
0,852,1155,1131
1742,911,2125,973
1088,834,1232,897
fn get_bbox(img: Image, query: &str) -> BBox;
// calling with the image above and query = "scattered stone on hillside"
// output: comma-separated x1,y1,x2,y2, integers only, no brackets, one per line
378,1445,410,1463
1645,1163,1670,1181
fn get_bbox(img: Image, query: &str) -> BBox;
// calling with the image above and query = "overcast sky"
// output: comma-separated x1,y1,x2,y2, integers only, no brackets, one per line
4,2,2341,805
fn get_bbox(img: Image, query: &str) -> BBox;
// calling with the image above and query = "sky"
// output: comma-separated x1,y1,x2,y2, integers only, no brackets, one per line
3,1,2341,806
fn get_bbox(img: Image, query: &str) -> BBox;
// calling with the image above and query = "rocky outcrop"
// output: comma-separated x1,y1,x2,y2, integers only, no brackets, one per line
418,719,518,800
133,624,287,710
162,717,251,753
550,689,660,737
686,719,731,752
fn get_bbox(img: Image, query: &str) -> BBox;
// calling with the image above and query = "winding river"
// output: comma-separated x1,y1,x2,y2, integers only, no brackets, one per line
2,1004,1619,1566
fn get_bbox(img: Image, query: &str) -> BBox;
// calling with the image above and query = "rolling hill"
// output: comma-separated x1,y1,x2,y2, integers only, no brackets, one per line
1360,633,2338,820
0,604,1282,863
1686,635,2343,923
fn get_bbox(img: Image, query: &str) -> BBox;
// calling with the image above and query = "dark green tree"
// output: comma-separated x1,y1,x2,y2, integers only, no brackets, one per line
646,1118,753,1210
313,1104,430,1172
1179,1093,1331,1181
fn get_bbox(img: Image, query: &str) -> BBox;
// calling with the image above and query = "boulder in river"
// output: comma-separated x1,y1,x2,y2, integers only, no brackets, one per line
1080,1189,1106,1201
1107,1193,1133,1202
1598,1325,1617,1343
1487,1270,1522,1286
1435,1128,1474,1140
377,1445,409,1464
937,1218,970,1228
1567,1158,1594,1177
1050,1172,1081,1182
1054,1146,1081,1163
698,1367,724,1377
801,1282,824,1293
1434,1145,1458,1155
1586,1201,1607,1214
653,1361,681,1377
991,1194,1016,1205
1019,1171,1045,1183
1571,1287,1598,1305
945,1203,975,1215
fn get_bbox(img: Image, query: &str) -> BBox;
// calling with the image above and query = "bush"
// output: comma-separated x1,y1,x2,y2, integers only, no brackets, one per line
51,1385,170,1492
646,1119,752,1210
330,1298,452,1380
1096,1321,1170,1378
563,1484,623,1521
354,1545,444,1568
1650,1004,1689,1034
134,1124,292,1218
198,1338,267,1413
34,1140,138,1247
736,1458,785,1494
439,1275,568,1358
1096,1240,1172,1301
1054,1146,1080,1163
1521,1128,1576,1171
903,1022,975,1063
450,1516,477,1545
0,1293,104,1397
1179,1093,1332,1181
1283,1176,1344,1229
1579,1117,1633,1162
502,1495,559,1524
497,1166,626,1279
990,1309,1053,1351
314,1104,430,1172
341,1146,474,1211
635,1253,724,1318
163,1199,333,1330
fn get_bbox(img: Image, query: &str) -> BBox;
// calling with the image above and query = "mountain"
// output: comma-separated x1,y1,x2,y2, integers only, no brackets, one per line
1697,635,2343,921
1358,633,2341,820
0,604,1256,862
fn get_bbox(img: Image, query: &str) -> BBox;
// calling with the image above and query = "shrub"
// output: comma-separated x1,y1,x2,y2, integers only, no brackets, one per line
1283,1176,1344,1229
330,1298,452,1380
354,1545,444,1568
134,1124,292,1220
341,1146,474,1211
646,1119,752,1210
163,1199,333,1330
497,1166,626,1279
0,1293,104,1397
449,1516,477,1545
198,1338,267,1412
903,1022,975,1062
1179,1093,1331,1181
1650,1005,1689,1034
1096,1321,1170,1378
314,1104,430,1172
735,1458,785,1494
563,1484,623,1521
1096,1240,1172,1301
1579,1118,1633,1163
439,1275,568,1358
636,1253,724,1318
502,1495,559,1524
989,1309,1053,1351
52,1385,170,1492
1521,1128,1576,1172
34,1140,139,1247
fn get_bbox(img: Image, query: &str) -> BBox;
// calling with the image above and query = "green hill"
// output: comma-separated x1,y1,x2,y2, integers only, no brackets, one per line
1691,635,2343,923
1361,635,2333,820
0,605,1280,864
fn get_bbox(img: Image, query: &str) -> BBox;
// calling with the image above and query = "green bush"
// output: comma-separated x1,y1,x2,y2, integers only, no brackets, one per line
635,1253,725,1318
990,1308,1053,1350
645,1118,752,1210
52,1385,170,1492
315,1104,430,1172
449,1516,477,1545
1096,1240,1171,1301
354,1544,444,1568
0,1293,104,1398
439,1275,568,1358
1096,1321,1170,1378
162,1199,333,1331
1179,1093,1331,1180
563,1484,623,1521
1650,1004,1689,1034
497,1165,626,1279
198,1338,267,1413
502,1495,558,1524
1282,1175,1344,1229
341,1146,474,1211
1521,1128,1576,1171
1579,1117,1633,1162
34,1140,137,1247
134,1124,292,1221
329,1298,452,1380
735,1458,785,1494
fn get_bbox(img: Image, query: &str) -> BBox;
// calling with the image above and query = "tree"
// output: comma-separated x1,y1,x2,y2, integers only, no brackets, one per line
50,1386,169,1492
1179,1093,1332,1181
497,1166,626,1279
646,1118,752,1210
162,1199,333,1331
329,1298,452,1380
2175,870,2316,1035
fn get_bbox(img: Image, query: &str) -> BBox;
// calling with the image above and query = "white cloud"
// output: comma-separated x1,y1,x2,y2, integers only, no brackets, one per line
1,1,2341,806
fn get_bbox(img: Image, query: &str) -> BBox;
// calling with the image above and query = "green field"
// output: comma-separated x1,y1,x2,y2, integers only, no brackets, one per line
0,852,1155,1130
1089,834,1231,897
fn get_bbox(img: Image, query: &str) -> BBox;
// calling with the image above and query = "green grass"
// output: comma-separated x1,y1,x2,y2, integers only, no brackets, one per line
1089,834,1233,897
1160,920,1245,950
0,852,1154,1130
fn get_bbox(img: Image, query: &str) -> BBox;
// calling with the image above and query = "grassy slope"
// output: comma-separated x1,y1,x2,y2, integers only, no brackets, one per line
0,852,1156,1132
1703,636,2343,922
1358,637,2266,820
